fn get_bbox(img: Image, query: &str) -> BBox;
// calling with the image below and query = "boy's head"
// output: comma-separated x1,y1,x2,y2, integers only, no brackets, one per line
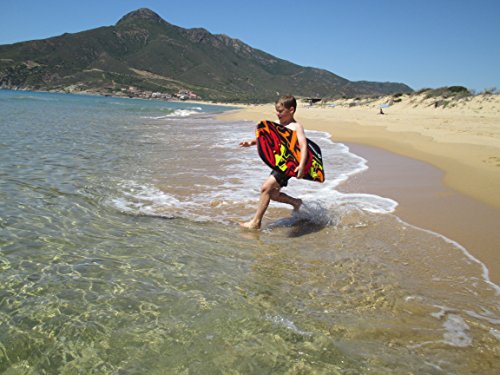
275,95,297,124
275,95,297,111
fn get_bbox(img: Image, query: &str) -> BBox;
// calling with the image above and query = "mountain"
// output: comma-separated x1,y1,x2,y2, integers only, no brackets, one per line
0,8,412,102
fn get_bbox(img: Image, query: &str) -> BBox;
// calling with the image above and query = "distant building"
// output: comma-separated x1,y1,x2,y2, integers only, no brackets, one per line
305,97,322,106
176,90,198,100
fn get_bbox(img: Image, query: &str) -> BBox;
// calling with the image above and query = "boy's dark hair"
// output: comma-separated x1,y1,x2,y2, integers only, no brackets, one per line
275,95,297,110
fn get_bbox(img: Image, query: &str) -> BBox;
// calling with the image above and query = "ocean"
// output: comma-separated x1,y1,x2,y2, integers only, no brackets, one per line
0,90,498,374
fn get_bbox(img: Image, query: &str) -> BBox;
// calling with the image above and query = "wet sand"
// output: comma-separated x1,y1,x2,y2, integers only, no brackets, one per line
339,143,500,285
218,96,500,285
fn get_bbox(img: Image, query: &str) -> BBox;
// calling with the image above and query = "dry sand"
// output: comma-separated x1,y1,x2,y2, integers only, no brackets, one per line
218,93,500,284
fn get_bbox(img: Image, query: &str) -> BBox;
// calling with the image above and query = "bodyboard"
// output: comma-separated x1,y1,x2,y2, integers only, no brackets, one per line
256,120,325,183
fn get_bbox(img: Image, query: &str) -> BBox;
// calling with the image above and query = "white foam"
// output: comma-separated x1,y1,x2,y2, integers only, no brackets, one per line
167,109,201,117
268,315,312,337
442,314,472,347
397,216,500,295
110,126,400,224
419,307,474,348
254,129,399,216
431,305,455,320
465,308,500,325
423,361,446,372
490,328,500,340
111,181,183,218
316,126,499,294
143,108,201,119
110,116,500,297
114,117,499,294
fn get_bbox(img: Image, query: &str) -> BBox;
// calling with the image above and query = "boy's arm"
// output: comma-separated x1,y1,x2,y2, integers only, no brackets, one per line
294,123,308,179
239,138,257,147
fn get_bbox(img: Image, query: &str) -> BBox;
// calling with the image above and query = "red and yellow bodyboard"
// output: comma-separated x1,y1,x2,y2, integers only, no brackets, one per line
256,120,325,183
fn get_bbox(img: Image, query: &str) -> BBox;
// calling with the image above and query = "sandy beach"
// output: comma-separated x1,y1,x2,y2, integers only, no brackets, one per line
218,93,500,284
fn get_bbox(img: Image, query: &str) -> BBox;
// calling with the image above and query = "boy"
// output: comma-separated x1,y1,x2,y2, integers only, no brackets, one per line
239,95,307,229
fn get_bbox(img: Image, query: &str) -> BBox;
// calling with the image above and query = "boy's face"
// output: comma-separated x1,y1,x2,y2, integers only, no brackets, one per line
275,103,295,124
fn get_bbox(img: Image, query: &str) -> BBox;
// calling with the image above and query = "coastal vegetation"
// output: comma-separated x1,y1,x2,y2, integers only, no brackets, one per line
307,87,499,111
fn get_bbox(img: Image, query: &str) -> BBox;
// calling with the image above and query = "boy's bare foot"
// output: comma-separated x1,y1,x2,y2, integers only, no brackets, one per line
240,220,261,229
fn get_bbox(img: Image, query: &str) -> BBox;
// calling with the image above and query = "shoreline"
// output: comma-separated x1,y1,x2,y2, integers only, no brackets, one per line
218,100,500,285
339,143,500,286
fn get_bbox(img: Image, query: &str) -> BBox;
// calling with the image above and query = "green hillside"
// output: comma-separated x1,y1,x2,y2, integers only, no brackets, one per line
0,8,412,102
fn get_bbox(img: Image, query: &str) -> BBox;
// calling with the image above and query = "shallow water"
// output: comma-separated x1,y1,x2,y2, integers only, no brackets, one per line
1,90,499,374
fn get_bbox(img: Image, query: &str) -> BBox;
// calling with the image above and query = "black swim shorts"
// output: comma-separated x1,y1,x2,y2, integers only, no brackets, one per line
271,170,291,187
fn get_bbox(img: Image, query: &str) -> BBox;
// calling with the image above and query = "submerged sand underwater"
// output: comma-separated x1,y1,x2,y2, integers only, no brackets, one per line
1,90,499,373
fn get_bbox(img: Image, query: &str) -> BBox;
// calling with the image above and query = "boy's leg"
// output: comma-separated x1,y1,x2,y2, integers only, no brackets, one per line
268,171,302,209
269,188,302,210
240,175,279,229
240,175,302,229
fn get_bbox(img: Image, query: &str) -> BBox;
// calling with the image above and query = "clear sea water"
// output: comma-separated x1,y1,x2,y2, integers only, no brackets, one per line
0,90,499,374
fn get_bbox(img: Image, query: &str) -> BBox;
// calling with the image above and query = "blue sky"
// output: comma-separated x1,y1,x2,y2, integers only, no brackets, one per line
1,0,499,92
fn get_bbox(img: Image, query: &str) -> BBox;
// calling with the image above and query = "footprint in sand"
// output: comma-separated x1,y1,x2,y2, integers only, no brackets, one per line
484,156,500,167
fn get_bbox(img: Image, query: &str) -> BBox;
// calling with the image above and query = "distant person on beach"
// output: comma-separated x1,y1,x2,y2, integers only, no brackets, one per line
239,95,306,229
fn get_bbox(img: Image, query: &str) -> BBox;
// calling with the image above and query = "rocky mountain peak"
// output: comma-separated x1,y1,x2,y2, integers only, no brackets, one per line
116,8,166,26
